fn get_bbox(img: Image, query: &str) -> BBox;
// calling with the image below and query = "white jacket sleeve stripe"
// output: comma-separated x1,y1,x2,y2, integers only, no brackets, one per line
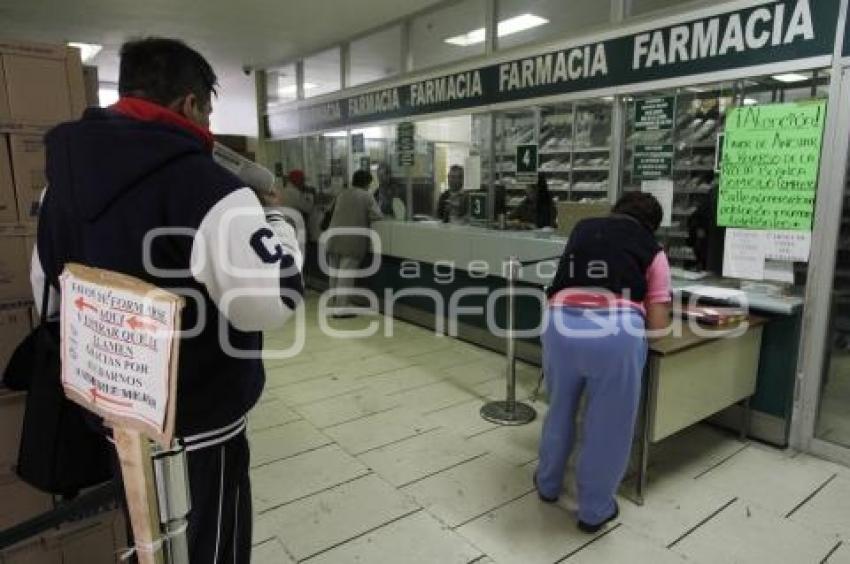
191,188,304,332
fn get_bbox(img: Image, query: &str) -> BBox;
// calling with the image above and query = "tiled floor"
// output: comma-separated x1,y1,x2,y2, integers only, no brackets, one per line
250,296,850,563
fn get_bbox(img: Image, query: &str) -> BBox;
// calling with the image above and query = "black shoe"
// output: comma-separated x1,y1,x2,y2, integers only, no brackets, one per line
533,471,558,504
577,502,619,534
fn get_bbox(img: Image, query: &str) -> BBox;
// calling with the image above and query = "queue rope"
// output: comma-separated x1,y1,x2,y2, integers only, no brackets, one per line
0,481,117,550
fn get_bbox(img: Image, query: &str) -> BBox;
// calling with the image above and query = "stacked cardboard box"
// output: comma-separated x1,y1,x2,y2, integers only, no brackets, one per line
0,387,127,563
0,40,109,563
0,506,128,564
0,38,86,371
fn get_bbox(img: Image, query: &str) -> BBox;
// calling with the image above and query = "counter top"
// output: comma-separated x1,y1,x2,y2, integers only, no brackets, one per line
371,220,803,315
671,279,804,316
650,315,769,356
373,220,565,285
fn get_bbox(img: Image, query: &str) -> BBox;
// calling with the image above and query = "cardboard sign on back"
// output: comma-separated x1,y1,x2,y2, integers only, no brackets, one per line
59,263,183,447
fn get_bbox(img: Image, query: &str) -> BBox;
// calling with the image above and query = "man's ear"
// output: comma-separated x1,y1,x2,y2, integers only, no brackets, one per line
180,93,198,118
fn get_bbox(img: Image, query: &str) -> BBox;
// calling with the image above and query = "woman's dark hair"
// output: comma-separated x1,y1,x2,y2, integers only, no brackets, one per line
612,191,663,232
119,38,218,106
352,169,373,188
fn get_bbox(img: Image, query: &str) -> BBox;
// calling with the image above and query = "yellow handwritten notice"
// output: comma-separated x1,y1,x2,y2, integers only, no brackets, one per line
718,101,826,231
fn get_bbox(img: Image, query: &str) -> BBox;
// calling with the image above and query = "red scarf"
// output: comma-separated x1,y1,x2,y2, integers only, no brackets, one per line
111,97,214,151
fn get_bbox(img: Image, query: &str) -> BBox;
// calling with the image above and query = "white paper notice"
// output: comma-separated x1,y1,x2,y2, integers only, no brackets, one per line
764,260,795,283
60,267,179,436
763,230,812,262
641,179,673,228
723,228,766,280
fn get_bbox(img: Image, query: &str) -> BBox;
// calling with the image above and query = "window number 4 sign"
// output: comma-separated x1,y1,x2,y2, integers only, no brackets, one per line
516,144,538,184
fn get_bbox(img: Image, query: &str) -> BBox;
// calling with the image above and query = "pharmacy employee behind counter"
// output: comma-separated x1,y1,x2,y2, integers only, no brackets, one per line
535,192,671,533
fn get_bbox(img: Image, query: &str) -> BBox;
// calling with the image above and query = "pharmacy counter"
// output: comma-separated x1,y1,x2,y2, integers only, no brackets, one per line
303,220,804,446
371,220,565,285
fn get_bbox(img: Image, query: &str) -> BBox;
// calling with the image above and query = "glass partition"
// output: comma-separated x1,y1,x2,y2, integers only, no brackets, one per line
620,71,829,276
266,64,297,111
350,26,403,87
304,48,341,98
497,0,610,51
304,133,348,196
410,0,487,70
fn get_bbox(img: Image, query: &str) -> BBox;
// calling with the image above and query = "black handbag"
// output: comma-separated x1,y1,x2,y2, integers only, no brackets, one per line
7,282,113,496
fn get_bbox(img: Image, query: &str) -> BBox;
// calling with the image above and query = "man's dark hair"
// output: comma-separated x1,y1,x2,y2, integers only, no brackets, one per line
119,38,218,106
612,191,663,232
352,169,373,188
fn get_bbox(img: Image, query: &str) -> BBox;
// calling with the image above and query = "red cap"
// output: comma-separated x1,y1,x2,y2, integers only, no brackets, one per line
289,169,305,186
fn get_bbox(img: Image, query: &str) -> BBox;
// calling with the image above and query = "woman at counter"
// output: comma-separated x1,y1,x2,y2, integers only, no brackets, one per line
508,174,557,229
535,192,671,533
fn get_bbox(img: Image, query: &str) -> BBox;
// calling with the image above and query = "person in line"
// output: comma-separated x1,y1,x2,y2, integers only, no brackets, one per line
326,169,383,317
508,174,557,229
535,192,671,533
32,38,303,563
282,169,315,225
373,162,399,217
436,165,468,223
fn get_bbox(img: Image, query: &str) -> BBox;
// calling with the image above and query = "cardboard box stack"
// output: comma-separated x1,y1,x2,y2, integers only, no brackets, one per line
0,39,125,564
0,37,87,370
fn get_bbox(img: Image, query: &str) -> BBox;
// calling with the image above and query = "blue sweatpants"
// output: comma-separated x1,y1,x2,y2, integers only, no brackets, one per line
537,306,647,525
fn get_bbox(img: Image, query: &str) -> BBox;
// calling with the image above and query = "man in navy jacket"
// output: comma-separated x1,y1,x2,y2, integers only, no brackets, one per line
31,38,303,563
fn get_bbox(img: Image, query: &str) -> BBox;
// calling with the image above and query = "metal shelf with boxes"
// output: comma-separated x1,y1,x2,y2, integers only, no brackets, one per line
622,88,726,269
492,101,613,212
623,72,830,272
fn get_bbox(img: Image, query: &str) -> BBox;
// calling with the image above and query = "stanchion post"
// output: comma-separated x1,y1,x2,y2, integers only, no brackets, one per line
505,256,517,413
152,442,191,564
480,256,537,425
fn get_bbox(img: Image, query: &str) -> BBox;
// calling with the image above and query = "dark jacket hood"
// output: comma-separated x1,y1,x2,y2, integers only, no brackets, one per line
45,107,208,221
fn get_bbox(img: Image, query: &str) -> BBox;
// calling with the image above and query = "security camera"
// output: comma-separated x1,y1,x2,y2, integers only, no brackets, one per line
242,65,252,76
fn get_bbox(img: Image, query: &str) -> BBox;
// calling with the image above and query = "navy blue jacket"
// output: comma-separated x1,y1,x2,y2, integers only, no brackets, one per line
548,215,661,303
34,107,303,442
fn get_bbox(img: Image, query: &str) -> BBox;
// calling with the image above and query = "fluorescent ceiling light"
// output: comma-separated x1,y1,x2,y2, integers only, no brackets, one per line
445,28,486,47
772,73,809,83
445,14,548,47
277,81,317,96
68,42,102,62
323,127,386,139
